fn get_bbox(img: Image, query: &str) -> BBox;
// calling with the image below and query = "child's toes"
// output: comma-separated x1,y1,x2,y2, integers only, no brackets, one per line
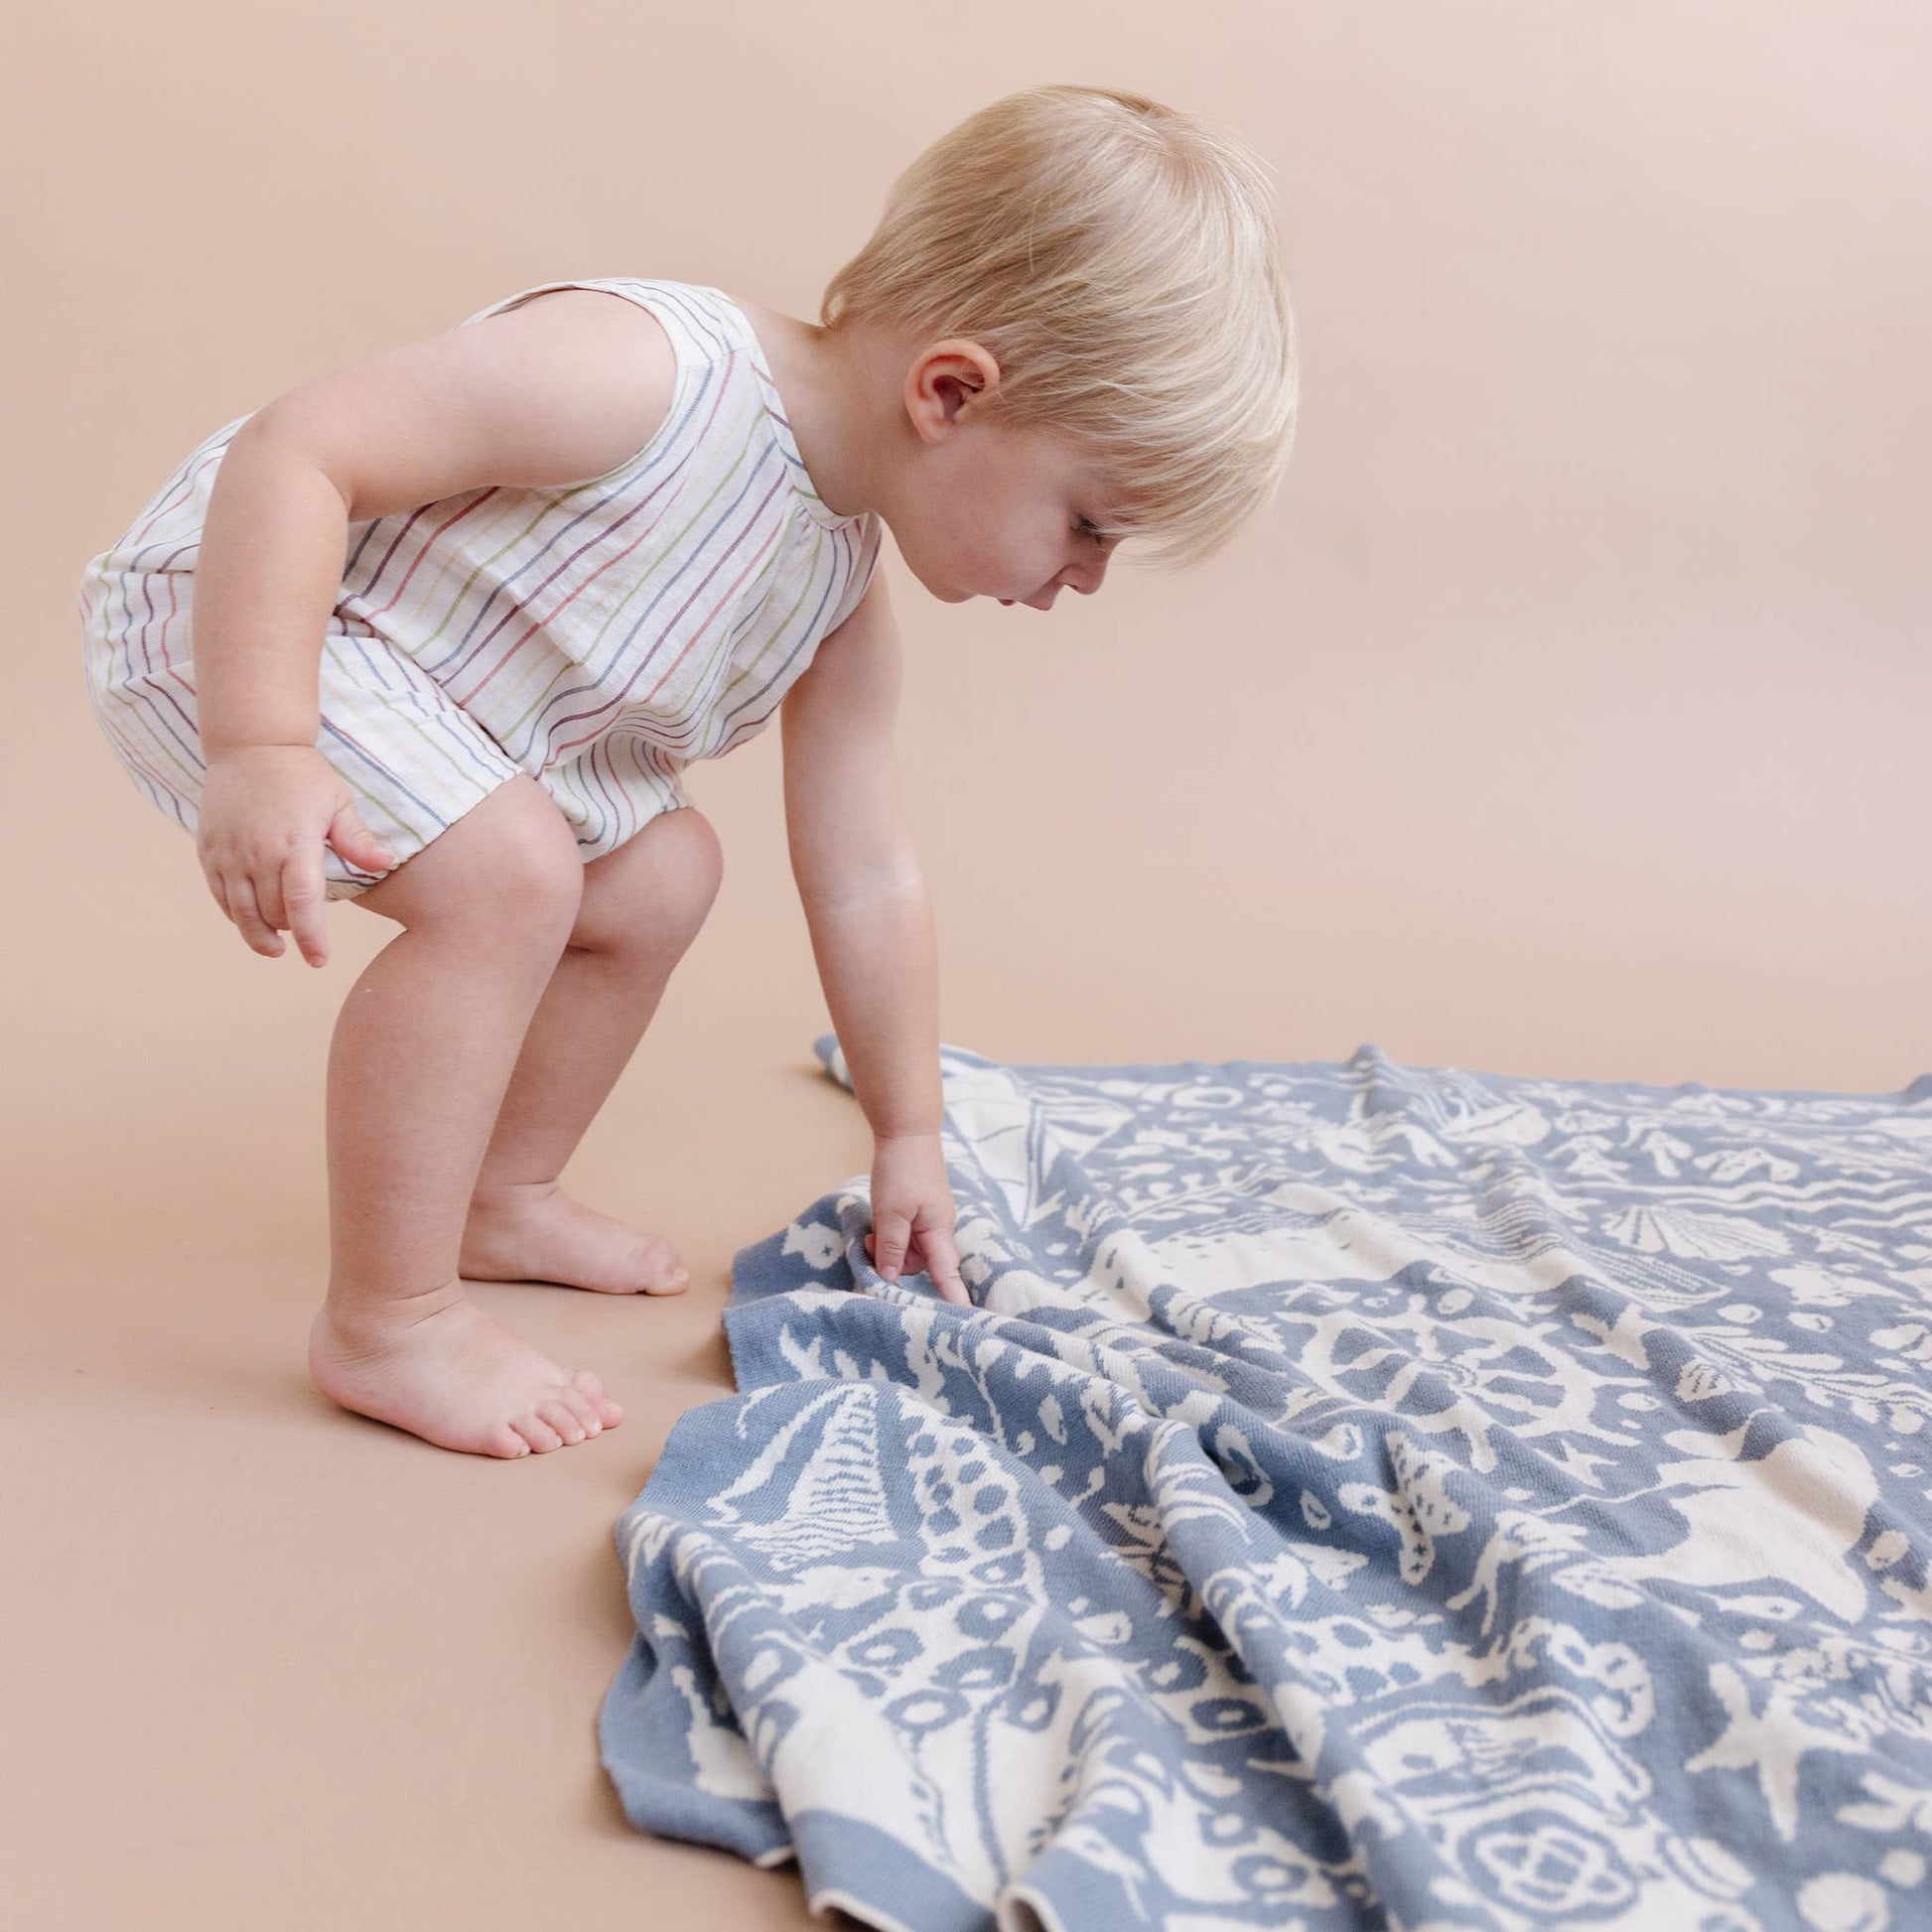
514,1411,565,1453
638,1242,689,1294
557,1385,601,1435
572,1368,622,1428
539,1397,587,1446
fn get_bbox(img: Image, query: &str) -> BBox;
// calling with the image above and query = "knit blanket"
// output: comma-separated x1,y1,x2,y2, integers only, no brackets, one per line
599,1036,1932,1931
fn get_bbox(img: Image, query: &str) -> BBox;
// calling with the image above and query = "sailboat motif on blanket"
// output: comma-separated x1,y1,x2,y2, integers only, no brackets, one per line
707,1385,899,1572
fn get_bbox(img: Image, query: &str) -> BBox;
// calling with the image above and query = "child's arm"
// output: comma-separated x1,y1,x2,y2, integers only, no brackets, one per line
779,571,968,1305
189,290,677,964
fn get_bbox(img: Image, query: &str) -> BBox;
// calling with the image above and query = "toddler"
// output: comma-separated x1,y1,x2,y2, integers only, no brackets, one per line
76,84,1299,1460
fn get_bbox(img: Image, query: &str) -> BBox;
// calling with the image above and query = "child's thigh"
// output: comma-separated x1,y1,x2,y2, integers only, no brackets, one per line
312,627,533,902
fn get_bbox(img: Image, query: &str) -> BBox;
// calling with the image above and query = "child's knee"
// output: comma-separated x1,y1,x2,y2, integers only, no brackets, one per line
573,806,722,958
648,809,724,952
669,807,725,919
360,776,584,941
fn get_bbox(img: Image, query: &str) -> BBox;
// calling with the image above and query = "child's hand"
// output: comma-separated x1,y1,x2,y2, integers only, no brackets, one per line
864,1133,969,1305
197,746,397,968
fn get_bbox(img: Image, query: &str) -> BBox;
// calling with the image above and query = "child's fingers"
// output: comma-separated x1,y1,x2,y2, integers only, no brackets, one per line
202,862,233,926
226,875,285,956
281,848,331,967
870,1212,911,1282
254,861,291,934
918,1225,970,1307
333,802,397,875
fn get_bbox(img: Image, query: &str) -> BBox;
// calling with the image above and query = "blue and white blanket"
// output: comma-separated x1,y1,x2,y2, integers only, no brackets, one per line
600,1037,1932,1931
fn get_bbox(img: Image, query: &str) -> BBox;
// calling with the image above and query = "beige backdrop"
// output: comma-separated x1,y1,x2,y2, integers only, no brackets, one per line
5,4,1928,1927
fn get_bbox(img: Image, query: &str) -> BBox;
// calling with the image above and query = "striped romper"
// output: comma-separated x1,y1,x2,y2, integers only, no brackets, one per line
76,277,886,899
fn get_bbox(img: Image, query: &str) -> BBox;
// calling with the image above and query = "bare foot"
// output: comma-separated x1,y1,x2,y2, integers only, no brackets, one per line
460,1182,691,1295
309,1283,624,1458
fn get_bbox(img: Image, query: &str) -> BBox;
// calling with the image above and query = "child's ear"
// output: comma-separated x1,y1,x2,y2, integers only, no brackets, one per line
905,340,1001,439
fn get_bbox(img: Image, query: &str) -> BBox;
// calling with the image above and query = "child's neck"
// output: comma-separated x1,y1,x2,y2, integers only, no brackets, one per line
733,294,901,524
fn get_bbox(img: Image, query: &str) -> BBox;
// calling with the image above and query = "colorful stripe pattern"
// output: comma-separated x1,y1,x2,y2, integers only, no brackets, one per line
76,278,884,899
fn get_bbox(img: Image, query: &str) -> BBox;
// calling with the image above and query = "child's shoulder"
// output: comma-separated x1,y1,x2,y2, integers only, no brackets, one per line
437,279,692,486
458,275,730,357
460,276,688,362
266,280,698,522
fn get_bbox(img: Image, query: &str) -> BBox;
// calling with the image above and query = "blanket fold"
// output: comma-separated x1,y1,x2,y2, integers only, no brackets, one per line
600,1036,1932,1932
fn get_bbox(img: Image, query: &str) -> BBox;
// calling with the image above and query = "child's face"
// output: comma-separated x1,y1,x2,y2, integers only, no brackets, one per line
895,343,1122,611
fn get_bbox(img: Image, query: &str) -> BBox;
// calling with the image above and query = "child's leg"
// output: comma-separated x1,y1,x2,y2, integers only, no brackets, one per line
308,775,621,1459
458,806,725,1296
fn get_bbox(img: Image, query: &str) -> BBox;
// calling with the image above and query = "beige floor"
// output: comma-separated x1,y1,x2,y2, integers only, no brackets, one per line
3,968,883,1928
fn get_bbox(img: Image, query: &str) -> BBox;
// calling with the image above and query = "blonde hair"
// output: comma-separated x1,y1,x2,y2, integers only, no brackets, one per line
819,85,1300,571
